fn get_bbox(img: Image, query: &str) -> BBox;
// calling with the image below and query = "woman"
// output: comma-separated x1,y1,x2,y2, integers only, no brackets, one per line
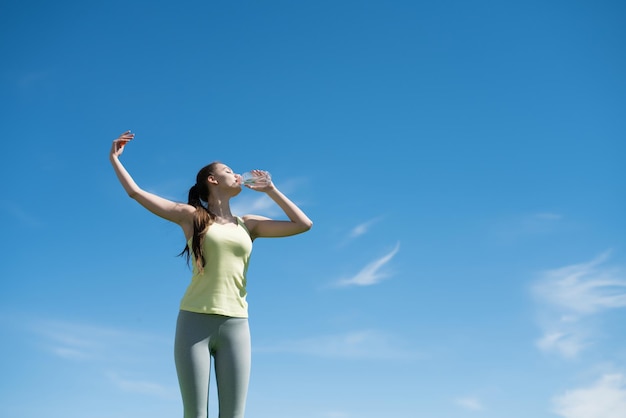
109,130,313,418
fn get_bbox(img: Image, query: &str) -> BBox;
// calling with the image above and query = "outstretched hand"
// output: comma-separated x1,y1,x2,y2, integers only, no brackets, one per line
110,130,135,159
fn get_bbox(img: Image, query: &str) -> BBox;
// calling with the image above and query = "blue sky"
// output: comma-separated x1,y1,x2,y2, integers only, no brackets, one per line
1,1,625,417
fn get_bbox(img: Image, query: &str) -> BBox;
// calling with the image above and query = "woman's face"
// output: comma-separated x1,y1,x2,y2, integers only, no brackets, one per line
210,164,242,192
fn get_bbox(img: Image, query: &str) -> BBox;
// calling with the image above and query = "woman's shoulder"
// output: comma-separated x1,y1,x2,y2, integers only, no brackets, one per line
240,214,271,239
177,202,198,213
241,214,271,222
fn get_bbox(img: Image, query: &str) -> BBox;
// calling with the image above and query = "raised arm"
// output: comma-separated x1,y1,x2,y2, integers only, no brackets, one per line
109,131,194,228
242,173,313,239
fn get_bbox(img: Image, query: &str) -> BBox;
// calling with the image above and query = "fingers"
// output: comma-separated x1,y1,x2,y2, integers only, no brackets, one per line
114,131,135,148
110,131,135,157
117,130,135,141
244,170,272,190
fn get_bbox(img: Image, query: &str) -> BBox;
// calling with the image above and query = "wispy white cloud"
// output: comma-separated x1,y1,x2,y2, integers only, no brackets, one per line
532,251,626,358
492,211,563,242
255,329,418,360
106,371,178,399
535,331,589,359
51,346,93,361
334,216,384,248
232,193,278,217
534,252,626,314
348,217,383,239
553,373,626,418
27,317,174,399
333,242,400,287
34,320,115,361
454,396,484,411
32,318,169,364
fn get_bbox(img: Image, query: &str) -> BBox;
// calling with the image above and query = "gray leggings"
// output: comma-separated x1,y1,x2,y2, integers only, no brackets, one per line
174,310,251,418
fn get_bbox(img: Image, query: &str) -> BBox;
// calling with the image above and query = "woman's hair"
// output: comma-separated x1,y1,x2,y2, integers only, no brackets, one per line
179,162,221,271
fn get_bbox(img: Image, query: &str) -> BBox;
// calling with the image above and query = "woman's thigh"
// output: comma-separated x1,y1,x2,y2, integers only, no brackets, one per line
214,317,251,418
174,311,217,418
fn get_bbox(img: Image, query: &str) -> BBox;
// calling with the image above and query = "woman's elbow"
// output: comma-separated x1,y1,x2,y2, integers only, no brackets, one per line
300,219,313,232
127,190,140,199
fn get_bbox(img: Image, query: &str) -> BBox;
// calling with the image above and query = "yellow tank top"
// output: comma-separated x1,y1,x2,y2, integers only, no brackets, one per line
179,217,253,318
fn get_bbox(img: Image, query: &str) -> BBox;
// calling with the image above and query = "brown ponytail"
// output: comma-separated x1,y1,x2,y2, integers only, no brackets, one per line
178,162,220,271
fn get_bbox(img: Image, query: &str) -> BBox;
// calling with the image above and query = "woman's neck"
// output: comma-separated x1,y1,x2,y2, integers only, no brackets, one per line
207,198,234,221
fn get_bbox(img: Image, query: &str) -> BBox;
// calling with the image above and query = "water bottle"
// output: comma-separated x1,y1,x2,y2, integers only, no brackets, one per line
238,170,271,187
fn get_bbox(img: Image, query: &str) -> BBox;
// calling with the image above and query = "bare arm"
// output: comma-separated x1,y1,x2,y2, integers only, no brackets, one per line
109,131,195,229
242,173,313,239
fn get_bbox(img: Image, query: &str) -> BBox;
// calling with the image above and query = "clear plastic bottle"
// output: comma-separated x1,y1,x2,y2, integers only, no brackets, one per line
238,170,271,186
